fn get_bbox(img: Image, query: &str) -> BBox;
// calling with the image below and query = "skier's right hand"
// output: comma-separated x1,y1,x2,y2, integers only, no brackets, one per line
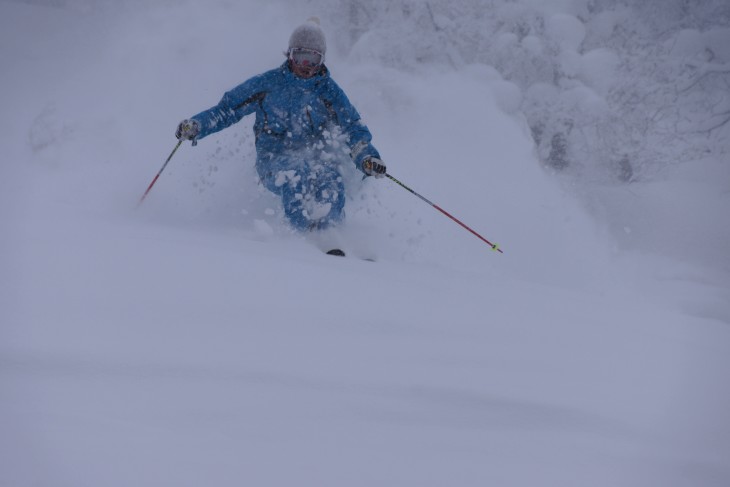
175,119,200,141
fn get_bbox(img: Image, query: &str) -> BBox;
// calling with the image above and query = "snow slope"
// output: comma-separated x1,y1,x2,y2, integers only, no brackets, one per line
1,2,729,486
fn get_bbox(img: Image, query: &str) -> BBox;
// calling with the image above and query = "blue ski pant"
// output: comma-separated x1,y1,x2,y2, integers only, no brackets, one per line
257,153,345,232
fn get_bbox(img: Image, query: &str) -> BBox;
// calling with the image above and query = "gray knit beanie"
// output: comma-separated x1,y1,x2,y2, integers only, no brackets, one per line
288,18,327,55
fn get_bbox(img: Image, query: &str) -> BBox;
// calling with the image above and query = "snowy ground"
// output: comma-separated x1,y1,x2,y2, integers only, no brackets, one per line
2,2,729,486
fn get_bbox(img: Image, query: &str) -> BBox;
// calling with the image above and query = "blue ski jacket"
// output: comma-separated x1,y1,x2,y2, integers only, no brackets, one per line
191,62,380,179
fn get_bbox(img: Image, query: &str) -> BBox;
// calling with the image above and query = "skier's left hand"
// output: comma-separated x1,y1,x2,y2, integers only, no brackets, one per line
363,157,387,178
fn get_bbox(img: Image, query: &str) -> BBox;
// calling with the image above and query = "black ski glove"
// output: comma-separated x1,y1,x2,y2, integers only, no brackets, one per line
362,157,386,178
175,119,200,142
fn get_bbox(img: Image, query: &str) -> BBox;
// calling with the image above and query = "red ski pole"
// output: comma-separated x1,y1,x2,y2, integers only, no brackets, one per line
138,139,184,206
386,173,503,253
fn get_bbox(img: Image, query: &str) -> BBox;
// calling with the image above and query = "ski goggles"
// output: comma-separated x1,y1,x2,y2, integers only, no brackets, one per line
289,47,324,67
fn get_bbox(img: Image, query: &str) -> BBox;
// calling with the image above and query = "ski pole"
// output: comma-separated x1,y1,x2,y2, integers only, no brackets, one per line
138,139,184,206
386,173,503,253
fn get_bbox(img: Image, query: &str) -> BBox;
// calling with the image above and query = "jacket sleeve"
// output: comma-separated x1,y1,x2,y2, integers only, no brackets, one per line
325,80,381,172
190,73,269,140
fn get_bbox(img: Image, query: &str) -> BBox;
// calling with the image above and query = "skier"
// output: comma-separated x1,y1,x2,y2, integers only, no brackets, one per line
175,19,386,253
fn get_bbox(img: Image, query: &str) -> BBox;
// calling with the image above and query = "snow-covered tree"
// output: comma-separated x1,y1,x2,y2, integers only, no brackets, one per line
309,0,729,183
